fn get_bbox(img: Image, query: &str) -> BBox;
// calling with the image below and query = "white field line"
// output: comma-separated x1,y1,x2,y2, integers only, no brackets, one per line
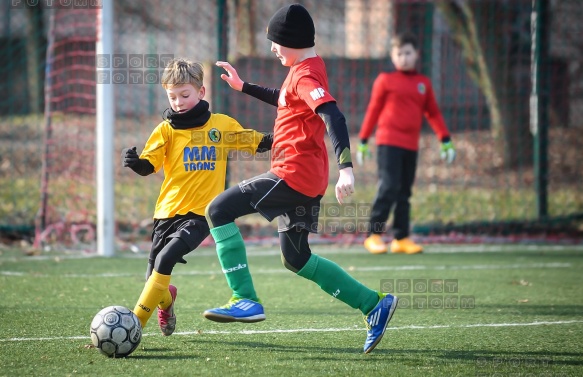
0,262,572,278
2,320,582,343
1,244,583,263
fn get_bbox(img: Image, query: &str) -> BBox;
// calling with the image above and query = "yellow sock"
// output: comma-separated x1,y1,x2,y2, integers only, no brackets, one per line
133,271,171,328
159,287,173,310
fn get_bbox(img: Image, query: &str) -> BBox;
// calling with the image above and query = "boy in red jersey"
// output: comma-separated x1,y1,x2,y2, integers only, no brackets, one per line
357,32,456,255
203,3,397,354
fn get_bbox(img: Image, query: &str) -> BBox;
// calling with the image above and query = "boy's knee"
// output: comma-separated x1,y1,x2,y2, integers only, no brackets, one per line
205,196,237,228
154,237,190,275
382,183,401,196
281,252,300,273
205,199,221,225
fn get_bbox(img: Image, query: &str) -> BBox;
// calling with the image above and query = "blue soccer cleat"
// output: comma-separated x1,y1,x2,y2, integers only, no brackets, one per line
363,293,398,353
203,297,266,323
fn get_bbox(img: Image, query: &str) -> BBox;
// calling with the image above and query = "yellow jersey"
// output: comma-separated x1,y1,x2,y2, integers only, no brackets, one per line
141,113,263,219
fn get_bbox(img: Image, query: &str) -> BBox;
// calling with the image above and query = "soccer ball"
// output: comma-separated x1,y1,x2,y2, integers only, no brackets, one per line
90,305,142,358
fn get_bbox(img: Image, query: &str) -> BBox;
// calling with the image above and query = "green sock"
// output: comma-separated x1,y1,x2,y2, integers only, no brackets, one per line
297,254,379,315
210,223,258,302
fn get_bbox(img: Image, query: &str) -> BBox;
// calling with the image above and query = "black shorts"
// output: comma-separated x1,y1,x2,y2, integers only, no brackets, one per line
151,212,210,255
239,172,322,233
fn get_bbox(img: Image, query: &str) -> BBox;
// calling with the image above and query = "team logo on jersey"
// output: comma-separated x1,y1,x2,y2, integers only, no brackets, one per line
418,83,426,94
278,87,287,106
208,128,221,143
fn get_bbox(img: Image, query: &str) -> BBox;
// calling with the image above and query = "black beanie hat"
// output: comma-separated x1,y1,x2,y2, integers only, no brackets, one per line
266,3,315,49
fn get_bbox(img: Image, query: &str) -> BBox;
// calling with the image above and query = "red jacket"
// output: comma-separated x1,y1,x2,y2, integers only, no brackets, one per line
359,70,450,151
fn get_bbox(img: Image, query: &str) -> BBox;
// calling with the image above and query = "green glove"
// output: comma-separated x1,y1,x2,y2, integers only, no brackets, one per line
440,141,456,164
356,142,371,166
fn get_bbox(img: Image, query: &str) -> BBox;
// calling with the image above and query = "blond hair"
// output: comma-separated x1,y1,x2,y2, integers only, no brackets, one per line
161,58,204,89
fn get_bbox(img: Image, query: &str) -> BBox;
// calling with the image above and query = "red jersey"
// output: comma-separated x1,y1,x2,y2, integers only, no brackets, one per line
358,70,450,151
270,56,335,197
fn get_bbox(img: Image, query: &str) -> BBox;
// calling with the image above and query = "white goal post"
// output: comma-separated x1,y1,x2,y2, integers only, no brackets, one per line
96,0,115,256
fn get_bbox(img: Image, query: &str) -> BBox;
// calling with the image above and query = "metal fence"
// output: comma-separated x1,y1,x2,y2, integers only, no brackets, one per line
0,0,581,250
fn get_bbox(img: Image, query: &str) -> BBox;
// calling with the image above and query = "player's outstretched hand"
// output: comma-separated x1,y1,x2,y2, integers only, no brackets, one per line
336,167,355,204
216,61,244,91
122,146,139,168
440,140,456,164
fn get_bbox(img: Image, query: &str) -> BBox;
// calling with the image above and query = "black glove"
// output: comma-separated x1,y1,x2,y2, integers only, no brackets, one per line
121,146,155,176
122,146,139,168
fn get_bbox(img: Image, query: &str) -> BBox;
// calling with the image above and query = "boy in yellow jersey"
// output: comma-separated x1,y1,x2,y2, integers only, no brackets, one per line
122,58,272,336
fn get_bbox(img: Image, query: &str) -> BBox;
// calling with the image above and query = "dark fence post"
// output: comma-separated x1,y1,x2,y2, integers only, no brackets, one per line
216,0,230,188
531,0,550,219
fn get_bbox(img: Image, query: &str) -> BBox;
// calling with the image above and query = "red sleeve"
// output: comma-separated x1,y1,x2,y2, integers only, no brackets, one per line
296,76,335,112
359,74,388,141
423,80,450,141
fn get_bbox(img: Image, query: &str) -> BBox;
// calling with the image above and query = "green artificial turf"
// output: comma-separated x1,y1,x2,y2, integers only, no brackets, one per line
1,244,582,376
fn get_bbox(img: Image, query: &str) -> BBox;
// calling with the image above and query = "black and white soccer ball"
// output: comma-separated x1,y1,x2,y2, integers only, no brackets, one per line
90,305,142,358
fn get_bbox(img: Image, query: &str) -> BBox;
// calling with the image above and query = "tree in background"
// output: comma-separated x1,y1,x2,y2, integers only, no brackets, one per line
437,0,533,169
235,0,258,57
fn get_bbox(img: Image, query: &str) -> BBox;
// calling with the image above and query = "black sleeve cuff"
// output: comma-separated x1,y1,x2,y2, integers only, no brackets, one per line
131,159,155,176
256,132,273,153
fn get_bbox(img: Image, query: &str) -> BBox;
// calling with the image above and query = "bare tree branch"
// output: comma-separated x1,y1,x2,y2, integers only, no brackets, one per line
114,1,172,30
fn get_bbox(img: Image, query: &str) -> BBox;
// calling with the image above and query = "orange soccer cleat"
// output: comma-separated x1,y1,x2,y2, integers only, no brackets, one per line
364,234,388,254
390,238,423,254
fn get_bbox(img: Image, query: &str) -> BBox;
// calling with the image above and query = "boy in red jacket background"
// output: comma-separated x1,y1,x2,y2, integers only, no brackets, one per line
357,32,456,255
